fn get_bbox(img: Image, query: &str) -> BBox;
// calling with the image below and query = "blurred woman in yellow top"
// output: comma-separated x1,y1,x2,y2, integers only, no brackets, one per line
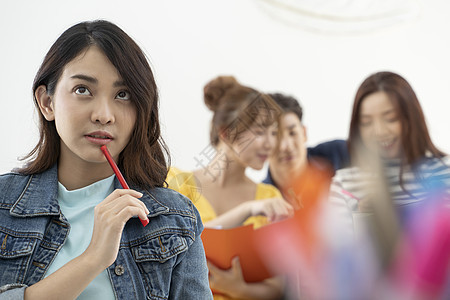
167,76,293,299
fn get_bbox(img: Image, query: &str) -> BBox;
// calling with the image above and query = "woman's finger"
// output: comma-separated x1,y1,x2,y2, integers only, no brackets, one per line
101,189,143,204
115,205,149,224
99,191,149,216
103,196,149,219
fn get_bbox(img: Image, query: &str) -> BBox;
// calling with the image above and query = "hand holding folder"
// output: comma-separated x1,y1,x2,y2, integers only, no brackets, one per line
202,165,331,283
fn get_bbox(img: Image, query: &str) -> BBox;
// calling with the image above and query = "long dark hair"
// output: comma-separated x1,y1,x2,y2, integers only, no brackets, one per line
19,20,170,189
348,71,445,166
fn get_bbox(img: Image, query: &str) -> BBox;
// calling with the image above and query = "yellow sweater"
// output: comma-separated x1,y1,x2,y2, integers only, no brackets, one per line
166,167,282,300
167,167,282,229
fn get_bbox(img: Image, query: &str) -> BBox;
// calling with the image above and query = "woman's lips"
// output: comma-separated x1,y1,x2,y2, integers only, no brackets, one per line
258,154,268,161
85,135,113,145
378,139,395,150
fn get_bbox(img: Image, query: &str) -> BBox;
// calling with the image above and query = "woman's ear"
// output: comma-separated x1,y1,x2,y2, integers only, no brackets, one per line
35,85,55,121
218,128,228,142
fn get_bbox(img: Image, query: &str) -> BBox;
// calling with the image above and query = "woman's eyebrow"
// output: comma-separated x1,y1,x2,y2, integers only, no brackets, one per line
360,108,396,118
113,80,126,87
70,74,97,84
382,109,396,116
70,74,125,87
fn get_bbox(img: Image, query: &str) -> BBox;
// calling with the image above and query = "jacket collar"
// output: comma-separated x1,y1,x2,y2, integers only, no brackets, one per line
10,164,169,217
10,164,60,217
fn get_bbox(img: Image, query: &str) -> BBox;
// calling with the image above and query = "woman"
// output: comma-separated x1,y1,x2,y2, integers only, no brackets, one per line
328,71,450,299
0,20,211,299
330,70,450,239
168,76,293,299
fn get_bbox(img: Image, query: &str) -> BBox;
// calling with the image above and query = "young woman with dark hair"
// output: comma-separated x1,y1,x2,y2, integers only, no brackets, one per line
0,20,211,299
330,71,450,230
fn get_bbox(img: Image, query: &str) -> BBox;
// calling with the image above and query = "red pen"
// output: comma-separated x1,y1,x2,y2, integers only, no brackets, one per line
100,145,149,227
341,189,360,202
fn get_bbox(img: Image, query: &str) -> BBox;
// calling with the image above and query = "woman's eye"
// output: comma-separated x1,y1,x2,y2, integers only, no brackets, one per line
74,86,91,96
116,91,131,100
386,118,399,123
359,119,372,127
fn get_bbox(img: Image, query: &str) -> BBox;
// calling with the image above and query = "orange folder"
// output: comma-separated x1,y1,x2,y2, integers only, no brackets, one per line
201,209,322,283
201,224,273,282
201,165,331,283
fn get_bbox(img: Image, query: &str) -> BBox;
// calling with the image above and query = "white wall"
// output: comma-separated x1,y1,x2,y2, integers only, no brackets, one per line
1,0,450,179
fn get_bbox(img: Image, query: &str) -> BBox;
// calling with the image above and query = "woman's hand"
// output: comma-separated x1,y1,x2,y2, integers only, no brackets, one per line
358,197,373,213
208,257,246,297
204,197,294,229
249,197,294,222
84,189,149,269
207,258,285,299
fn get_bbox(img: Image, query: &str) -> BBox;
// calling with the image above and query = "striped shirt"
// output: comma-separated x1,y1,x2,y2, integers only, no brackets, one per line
329,155,450,231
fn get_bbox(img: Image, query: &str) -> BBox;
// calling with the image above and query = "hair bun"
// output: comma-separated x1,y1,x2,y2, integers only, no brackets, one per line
204,76,240,111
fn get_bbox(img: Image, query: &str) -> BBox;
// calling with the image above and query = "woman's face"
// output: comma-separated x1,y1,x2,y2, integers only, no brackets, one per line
358,91,402,159
227,115,278,170
37,46,137,167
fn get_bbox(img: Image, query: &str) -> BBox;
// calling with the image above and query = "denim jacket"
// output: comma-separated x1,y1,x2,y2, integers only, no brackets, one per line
0,165,212,299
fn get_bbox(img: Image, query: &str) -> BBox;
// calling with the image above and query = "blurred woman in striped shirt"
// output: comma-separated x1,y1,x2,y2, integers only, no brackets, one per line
329,70,450,231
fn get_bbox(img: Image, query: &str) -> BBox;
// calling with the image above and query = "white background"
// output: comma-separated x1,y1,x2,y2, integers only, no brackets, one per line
1,0,449,180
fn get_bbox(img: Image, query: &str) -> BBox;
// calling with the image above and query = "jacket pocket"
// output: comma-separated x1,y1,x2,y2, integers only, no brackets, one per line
132,234,188,263
0,228,37,285
131,234,189,299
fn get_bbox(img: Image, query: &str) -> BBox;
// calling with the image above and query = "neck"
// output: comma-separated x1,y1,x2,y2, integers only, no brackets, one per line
202,146,248,187
58,158,114,191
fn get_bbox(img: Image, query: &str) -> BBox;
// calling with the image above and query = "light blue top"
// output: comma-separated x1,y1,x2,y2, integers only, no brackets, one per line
45,175,116,299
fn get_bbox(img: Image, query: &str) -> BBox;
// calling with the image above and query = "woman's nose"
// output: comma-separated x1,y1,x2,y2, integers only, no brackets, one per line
263,131,276,150
373,119,388,137
91,98,115,125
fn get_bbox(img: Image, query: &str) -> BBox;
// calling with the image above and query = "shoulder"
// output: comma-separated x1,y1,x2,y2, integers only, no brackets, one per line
167,166,189,178
256,182,282,199
0,171,30,187
423,155,450,171
308,139,347,155
165,167,200,201
0,172,31,205
415,156,450,186
144,186,199,219
147,186,194,207
308,139,350,172
149,186,204,230
166,167,196,188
